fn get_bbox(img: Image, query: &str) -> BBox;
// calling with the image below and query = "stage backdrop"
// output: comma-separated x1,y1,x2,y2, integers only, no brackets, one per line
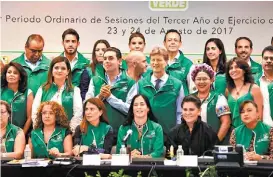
1,1,273,63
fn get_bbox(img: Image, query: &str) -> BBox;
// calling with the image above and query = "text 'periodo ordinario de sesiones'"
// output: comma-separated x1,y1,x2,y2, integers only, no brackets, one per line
3,15,273,26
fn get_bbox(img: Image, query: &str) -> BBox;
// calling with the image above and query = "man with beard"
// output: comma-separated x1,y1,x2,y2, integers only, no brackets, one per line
125,51,148,82
60,28,90,87
235,37,262,78
12,34,50,96
85,47,135,141
255,46,273,127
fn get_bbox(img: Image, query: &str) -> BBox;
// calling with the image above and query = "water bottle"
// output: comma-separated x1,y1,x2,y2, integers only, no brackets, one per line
176,145,184,165
24,144,31,161
120,145,127,155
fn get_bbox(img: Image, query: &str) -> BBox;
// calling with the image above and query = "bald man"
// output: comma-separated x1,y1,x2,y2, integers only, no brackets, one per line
125,51,148,81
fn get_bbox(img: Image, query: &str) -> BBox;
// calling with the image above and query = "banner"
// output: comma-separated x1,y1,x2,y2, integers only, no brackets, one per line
1,1,273,63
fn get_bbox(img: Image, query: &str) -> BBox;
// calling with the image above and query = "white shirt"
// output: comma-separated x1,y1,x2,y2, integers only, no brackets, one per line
259,74,273,127
64,52,79,70
24,54,42,71
32,84,83,132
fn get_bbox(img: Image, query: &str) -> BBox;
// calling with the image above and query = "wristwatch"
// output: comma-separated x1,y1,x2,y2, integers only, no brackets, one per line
261,155,266,159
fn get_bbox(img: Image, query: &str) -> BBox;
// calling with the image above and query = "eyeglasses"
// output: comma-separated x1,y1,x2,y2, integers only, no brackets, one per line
1,111,7,115
41,111,54,116
263,56,273,61
195,77,210,82
28,48,43,54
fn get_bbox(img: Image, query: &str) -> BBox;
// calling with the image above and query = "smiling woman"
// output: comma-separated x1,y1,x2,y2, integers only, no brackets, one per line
226,57,263,128
31,56,83,133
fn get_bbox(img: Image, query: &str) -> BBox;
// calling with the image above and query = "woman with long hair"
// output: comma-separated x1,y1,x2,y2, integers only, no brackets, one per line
203,38,227,95
1,62,33,134
230,100,273,160
29,101,73,158
32,56,82,133
116,94,164,158
72,98,114,159
226,57,263,128
191,63,231,143
79,39,110,100
0,100,25,159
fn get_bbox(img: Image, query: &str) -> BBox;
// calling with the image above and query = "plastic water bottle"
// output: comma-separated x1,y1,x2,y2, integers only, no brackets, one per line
24,144,31,161
176,145,184,165
120,145,127,155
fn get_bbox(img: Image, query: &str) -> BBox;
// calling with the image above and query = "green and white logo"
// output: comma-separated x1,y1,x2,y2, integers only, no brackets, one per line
149,1,189,11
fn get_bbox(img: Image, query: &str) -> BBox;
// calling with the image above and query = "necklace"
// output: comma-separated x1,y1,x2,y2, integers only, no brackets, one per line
235,84,244,95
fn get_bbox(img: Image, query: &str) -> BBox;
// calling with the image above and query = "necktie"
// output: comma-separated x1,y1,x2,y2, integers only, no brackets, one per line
155,79,161,90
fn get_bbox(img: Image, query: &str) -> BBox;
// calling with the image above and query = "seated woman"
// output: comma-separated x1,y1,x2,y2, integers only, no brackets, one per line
0,100,25,159
230,100,273,160
191,63,231,144
32,56,82,133
167,95,219,156
29,101,73,158
116,94,164,158
72,98,114,159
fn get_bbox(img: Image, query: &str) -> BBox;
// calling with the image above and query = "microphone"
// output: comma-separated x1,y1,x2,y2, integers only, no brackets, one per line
78,133,83,157
122,129,133,142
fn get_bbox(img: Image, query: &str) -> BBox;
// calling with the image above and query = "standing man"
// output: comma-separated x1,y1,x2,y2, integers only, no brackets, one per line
255,46,273,127
235,37,262,77
85,47,135,138
127,47,184,134
61,28,90,87
125,51,148,82
163,29,194,95
12,34,50,96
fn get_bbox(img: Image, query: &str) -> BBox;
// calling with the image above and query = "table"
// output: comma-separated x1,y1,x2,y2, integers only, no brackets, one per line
1,160,273,177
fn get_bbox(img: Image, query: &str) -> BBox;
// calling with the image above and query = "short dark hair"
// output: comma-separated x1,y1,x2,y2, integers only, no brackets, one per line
262,45,273,57
25,34,44,47
239,100,258,113
104,47,122,59
1,62,28,93
0,100,11,116
181,95,201,109
235,37,253,49
129,32,146,45
124,94,157,126
164,29,181,42
203,38,227,74
226,57,254,91
62,28,79,41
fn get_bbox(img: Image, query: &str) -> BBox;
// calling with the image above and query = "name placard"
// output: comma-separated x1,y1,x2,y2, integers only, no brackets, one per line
111,154,130,166
82,154,101,166
177,155,198,167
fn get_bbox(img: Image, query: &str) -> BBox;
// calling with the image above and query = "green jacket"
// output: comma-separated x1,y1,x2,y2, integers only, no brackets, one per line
255,72,273,119
166,51,193,95
92,70,135,132
250,58,262,78
235,121,270,155
5,123,21,153
60,52,90,87
1,87,28,128
12,54,50,96
138,73,182,133
214,73,227,95
192,91,221,133
116,119,164,158
82,122,111,149
41,83,74,120
31,126,67,159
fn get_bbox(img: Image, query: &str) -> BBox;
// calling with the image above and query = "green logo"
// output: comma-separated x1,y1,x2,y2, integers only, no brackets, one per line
149,1,189,11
